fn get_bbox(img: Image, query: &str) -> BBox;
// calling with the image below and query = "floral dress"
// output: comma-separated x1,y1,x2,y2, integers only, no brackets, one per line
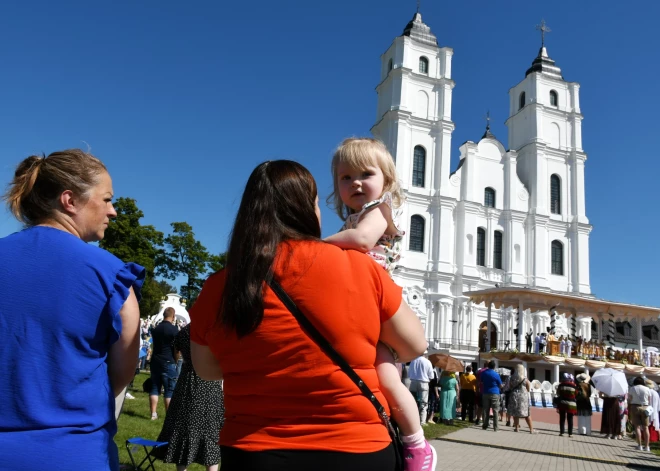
152,325,224,466
341,192,404,274
508,375,530,418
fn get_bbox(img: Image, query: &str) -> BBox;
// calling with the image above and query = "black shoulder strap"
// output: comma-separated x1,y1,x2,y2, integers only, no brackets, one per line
267,278,388,418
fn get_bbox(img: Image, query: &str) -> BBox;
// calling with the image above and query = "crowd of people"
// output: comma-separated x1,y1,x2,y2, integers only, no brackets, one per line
0,142,435,471
3,144,659,471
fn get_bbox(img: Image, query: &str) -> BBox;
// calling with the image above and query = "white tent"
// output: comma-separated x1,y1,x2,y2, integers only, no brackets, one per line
151,293,190,326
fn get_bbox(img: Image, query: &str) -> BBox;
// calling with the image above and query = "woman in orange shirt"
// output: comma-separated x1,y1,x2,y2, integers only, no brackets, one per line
190,160,427,471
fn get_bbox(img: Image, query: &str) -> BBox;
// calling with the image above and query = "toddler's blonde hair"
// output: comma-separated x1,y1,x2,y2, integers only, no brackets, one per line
328,137,403,220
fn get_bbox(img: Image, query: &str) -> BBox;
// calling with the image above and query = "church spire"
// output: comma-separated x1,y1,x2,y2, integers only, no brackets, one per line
481,111,496,140
525,19,563,79
402,9,438,47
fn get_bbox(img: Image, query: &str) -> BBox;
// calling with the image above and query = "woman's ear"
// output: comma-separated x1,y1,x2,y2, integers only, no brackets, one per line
59,190,79,215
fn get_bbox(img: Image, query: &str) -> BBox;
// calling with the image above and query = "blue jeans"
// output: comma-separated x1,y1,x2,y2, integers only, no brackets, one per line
150,361,177,399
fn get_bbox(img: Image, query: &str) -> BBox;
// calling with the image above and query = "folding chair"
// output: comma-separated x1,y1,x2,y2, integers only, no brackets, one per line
126,437,168,471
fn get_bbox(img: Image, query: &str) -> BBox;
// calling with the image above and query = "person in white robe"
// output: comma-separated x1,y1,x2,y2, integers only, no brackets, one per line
647,381,660,440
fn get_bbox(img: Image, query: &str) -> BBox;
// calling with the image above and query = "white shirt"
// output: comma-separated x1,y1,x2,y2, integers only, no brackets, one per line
408,356,434,382
629,384,651,406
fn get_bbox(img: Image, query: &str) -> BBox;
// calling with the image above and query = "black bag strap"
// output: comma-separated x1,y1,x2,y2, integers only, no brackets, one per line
267,278,389,420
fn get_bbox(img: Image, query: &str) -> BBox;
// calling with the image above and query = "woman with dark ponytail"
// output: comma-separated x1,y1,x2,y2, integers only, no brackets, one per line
190,160,427,471
0,150,144,470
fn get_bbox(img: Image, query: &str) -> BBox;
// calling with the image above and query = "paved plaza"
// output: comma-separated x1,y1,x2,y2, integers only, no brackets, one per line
430,421,660,470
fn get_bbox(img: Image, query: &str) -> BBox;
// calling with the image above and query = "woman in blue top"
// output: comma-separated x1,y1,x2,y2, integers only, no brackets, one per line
0,149,144,471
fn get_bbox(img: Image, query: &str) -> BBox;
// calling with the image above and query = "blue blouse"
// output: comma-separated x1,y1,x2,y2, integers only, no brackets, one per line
0,226,145,470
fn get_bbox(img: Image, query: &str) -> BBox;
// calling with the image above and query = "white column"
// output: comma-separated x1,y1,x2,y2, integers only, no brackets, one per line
638,319,644,358
552,364,560,383
487,303,492,351
522,361,528,378
518,299,524,352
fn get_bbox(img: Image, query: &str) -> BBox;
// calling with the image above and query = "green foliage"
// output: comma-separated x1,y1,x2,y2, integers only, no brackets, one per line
100,197,165,317
158,222,213,307
208,252,227,273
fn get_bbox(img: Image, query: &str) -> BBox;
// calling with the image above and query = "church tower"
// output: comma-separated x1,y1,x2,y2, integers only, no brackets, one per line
505,27,592,294
372,12,456,279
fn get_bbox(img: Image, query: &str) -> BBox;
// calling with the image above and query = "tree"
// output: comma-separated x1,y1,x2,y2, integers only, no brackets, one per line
208,252,227,273
99,197,165,317
158,222,212,306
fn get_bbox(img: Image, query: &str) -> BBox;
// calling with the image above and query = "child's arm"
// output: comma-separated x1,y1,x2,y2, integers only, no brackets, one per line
325,204,390,252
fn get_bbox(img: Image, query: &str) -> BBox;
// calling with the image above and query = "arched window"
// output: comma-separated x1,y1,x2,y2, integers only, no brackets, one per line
412,146,426,187
476,228,486,267
409,215,425,252
519,92,526,111
484,187,495,208
493,231,503,269
388,58,393,73
550,90,558,107
551,240,563,275
419,56,428,74
550,174,561,214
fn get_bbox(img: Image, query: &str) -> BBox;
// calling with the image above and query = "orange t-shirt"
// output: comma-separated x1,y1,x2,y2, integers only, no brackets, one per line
189,240,402,453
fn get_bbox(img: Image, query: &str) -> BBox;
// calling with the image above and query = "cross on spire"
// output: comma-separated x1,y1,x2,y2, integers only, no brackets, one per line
536,19,551,47
485,110,491,131
416,0,420,13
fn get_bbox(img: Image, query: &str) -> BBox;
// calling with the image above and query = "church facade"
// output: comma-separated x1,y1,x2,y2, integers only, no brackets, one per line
372,13,594,361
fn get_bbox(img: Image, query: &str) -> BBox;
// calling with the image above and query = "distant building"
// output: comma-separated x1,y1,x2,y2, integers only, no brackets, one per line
151,293,190,326
373,12,596,361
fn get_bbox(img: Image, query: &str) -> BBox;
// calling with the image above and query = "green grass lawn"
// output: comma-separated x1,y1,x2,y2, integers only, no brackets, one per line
116,372,205,471
423,417,472,439
116,372,465,469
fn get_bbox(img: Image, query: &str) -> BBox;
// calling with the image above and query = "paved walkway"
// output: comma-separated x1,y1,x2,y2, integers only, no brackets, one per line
429,421,660,470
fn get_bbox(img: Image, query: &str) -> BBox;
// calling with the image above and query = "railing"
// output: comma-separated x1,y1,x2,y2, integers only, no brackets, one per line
429,337,479,352
476,266,505,283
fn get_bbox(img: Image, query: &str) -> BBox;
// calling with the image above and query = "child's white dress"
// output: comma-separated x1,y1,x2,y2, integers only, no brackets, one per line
340,192,404,275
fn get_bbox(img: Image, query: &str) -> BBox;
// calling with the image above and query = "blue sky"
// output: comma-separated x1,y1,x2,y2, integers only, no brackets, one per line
0,1,658,307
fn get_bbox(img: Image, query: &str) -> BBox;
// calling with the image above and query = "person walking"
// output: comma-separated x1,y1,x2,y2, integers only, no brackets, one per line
408,354,435,427
508,364,535,434
629,376,652,452
459,366,477,422
555,373,577,437
480,361,503,431
575,373,593,436
153,325,224,471
439,371,458,425
0,149,144,470
149,307,180,420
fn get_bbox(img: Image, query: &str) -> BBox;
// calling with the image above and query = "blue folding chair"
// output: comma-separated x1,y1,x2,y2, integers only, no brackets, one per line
126,437,168,471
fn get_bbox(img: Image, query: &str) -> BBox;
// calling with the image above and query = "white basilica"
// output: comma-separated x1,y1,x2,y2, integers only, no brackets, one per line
373,12,595,361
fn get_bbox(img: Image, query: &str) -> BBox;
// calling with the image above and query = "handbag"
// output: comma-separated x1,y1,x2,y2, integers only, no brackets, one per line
267,278,405,470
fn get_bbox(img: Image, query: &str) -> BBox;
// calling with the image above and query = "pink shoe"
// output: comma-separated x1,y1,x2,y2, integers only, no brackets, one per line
403,440,437,471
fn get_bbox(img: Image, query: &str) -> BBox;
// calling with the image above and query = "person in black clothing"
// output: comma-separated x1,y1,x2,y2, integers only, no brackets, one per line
149,307,180,420
525,330,533,354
